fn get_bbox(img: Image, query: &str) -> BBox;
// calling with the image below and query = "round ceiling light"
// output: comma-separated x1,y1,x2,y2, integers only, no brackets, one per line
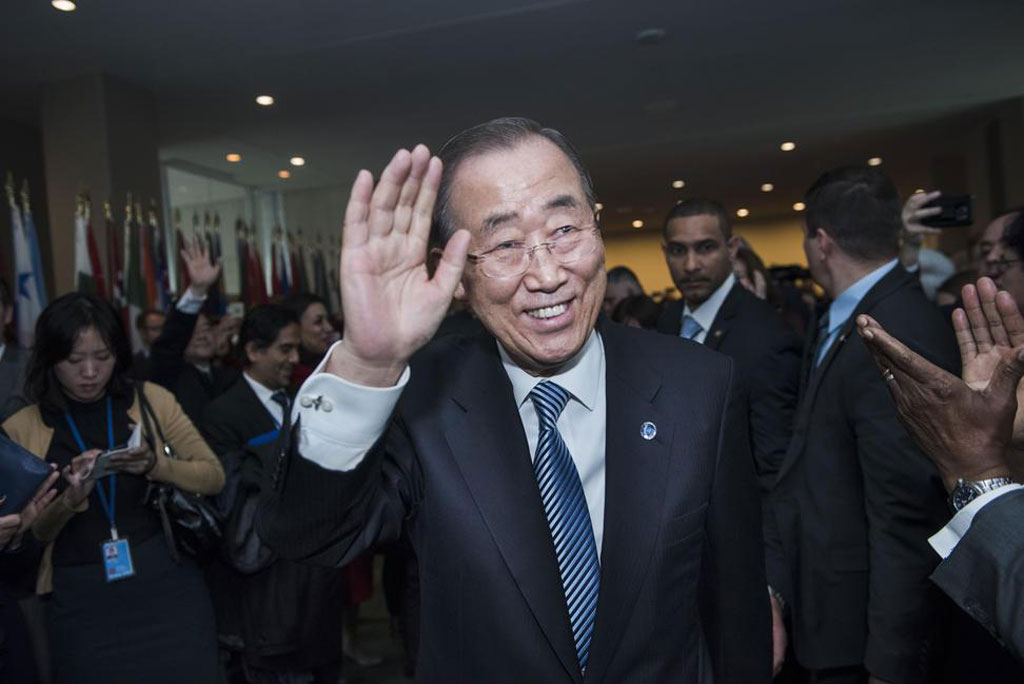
736,208,750,218
289,157,305,167
225,153,242,163
595,202,604,212
793,202,806,211
867,156,883,166
256,95,275,106
761,183,774,192
631,219,644,228
51,0,76,11
277,170,291,179
671,179,686,189
780,141,796,152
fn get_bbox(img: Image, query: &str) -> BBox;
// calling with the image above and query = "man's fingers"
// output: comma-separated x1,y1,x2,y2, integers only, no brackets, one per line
952,308,979,369
989,346,1024,402
962,283,994,352
393,145,431,235
343,169,374,249
856,313,949,385
409,156,443,244
978,277,1010,347
368,149,412,237
995,290,1024,347
431,229,470,299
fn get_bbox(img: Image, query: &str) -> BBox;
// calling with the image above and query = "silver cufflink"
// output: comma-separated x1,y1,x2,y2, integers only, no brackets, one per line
641,421,657,440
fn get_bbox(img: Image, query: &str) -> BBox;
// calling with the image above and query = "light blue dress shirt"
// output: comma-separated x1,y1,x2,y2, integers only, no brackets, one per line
815,258,899,366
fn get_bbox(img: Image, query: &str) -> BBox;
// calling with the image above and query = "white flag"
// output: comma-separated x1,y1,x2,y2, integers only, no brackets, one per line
73,207,95,292
11,201,43,348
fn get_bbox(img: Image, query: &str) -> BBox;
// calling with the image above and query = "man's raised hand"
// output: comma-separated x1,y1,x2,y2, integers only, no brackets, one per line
326,145,470,386
180,236,222,296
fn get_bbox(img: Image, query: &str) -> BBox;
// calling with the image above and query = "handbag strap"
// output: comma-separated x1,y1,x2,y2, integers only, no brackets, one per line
135,382,174,460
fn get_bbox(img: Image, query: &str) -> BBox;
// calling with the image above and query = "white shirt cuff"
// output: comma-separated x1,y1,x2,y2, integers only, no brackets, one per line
928,484,1024,558
291,340,410,472
176,287,208,314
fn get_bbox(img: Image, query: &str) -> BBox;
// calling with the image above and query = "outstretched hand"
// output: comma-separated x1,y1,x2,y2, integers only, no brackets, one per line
180,236,222,296
326,144,470,386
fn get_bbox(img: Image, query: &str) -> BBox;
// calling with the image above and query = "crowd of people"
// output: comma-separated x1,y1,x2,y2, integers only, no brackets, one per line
0,115,1023,684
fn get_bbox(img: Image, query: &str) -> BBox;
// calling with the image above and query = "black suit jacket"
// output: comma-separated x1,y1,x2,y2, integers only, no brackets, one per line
201,377,344,668
773,265,959,682
657,283,802,590
260,319,771,684
149,305,237,424
0,346,29,421
932,488,1024,662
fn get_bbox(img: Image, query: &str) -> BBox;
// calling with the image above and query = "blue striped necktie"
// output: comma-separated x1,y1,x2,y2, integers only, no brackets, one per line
529,380,601,673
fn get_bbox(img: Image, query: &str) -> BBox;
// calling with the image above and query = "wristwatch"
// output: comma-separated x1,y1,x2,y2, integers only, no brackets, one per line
949,476,1016,512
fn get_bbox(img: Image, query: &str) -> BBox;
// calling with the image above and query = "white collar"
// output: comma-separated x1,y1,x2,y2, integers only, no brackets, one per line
243,371,282,406
683,273,736,333
498,330,603,413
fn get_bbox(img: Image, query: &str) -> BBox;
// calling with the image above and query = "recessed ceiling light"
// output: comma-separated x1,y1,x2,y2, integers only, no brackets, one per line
51,0,76,11
289,156,305,167
793,202,806,211
277,170,291,179
914,188,925,194
736,208,750,218
867,156,883,166
761,183,774,192
595,202,604,212
671,179,685,189
780,141,796,152
631,219,644,228
225,153,242,163
256,95,275,106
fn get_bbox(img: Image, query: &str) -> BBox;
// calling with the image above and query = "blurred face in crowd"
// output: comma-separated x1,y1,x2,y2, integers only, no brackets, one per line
602,278,642,316
663,213,738,308
138,312,166,347
452,137,605,376
55,326,116,403
299,302,335,356
184,314,217,364
976,212,1016,277
245,322,300,391
988,241,1024,311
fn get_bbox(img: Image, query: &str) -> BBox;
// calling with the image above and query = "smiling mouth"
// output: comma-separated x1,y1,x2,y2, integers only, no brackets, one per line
526,303,568,320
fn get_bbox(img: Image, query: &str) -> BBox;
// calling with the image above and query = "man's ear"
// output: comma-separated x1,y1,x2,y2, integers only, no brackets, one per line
243,341,259,366
814,227,834,261
727,235,741,259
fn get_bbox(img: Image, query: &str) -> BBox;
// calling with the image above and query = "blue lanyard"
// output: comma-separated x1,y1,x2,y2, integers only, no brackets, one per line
64,396,117,535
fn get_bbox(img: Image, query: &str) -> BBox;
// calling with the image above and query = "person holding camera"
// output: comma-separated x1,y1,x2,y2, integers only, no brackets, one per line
1,292,224,684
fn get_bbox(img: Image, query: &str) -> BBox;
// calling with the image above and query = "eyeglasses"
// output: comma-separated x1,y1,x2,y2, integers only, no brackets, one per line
467,225,601,279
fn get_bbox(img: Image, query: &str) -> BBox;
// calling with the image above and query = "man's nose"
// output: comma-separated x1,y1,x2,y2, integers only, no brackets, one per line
684,251,700,272
524,245,567,289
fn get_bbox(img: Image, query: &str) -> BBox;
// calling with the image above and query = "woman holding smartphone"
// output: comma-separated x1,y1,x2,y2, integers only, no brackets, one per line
1,292,225,684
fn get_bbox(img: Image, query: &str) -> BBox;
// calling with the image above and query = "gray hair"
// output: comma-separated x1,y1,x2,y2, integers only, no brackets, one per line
430,117,596,246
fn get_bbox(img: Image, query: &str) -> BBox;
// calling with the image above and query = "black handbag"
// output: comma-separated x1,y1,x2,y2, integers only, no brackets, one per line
0,432,51,516
135,384,222,562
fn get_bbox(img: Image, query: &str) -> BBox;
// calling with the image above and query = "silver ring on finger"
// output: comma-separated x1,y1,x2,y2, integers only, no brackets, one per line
882,368,896,384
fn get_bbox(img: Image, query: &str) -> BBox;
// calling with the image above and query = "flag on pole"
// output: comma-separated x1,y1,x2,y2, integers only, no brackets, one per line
73,197,96,293
149,204,171,310
124,197,147,352
249,225,268,306
106,201,125,314
8,176,43,348
20,182,48,309
136,202,158,308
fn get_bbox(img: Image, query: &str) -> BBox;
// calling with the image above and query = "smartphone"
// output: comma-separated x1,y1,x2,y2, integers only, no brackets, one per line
921,194,973,228
88,446,133,480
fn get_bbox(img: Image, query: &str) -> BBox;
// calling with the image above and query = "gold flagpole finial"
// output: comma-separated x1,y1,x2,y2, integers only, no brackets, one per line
104,200,113,221
4,172,14,206
19,179,30,211
125,192,134,220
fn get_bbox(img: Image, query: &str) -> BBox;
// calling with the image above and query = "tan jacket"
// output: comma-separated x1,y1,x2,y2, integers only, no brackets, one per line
2,381,225,593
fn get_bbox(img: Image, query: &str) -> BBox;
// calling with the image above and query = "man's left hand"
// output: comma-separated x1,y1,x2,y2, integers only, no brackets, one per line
856,313,1024,491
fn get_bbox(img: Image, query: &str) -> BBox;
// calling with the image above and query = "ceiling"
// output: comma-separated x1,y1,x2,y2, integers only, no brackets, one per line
0,0,1022,233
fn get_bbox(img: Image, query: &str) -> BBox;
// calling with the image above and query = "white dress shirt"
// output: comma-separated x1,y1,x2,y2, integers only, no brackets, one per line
243,372,285,427
294,330,609,555
929,483,1024,558
681,273,736,344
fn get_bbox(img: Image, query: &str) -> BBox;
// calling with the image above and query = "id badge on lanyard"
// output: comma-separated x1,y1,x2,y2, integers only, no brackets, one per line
65,397,136,582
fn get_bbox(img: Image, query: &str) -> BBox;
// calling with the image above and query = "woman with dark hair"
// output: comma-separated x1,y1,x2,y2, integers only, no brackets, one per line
1,292,225,684
282,292,339,387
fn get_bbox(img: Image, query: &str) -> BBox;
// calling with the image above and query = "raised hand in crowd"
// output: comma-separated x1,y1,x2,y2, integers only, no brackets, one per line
180,235,223,297
61,449,101,508
899,190,942,269
0,467,58,551
855,277,1024,490
326,144,470,386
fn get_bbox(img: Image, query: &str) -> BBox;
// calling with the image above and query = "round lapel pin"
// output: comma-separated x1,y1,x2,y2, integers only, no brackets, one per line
641,421,657,440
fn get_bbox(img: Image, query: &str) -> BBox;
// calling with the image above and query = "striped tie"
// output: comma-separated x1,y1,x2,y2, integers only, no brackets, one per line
529,380,601,672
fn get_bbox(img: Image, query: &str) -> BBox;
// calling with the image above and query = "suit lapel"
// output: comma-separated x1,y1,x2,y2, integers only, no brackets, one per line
442,336,583,684
703,282,741,351
585,321,672,684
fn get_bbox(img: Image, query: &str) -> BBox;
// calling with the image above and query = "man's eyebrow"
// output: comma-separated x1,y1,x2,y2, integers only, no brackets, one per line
481,210,519,233
544,194,578,211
